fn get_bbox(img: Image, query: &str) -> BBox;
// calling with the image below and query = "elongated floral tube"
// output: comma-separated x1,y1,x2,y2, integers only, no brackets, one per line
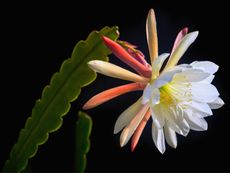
102,36,152,78
164,31,199,70
171,27,188,53
131,109,151,151
88,60,149,83
146,8,158,62
120,104,149,147
83,83,145,110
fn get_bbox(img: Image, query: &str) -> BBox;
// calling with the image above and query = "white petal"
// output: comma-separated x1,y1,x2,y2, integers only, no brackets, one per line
151,105,165,128
184,109,208,131
164,31,199,70
114,98,142,134
164,125,177,148
201,74,215,83
120,104,149,147
191,83,219,103
184,101,213,115
152,124,166,154
191,61,219,74
167,121,183,135
176,119,190,136
88,60,148,83
208,97,224,109
166,106,189,136
146,8,158,62
142,84,151,104
173,69,209,83
152,53,170,76
161,107,183,135
153,68,182,88
150,88,160,106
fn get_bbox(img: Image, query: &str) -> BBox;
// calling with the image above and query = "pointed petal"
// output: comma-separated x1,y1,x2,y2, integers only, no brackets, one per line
163,107,185,136
164,31,199,70
152,53,170,77
176,119,190,136
83,83,145,110
88,60,148,83
208,97,224,109
153,68,182,88
191,61,219,74
169,106,189,136
184,109,208,131
120,104,149,147
142,83,151,104
171,27,188,53
150,88,161,106
102,36,152,78
131,109,151,151
173,69,210,83
114,98,142,134
164,125,177,148
151,105,165,128
152,124,166,154
191,83,219,103
146,8,158,62
202,74,215,83
185,101,213,115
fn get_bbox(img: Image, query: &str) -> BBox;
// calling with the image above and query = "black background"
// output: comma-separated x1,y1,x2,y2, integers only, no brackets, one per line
1,1,230,172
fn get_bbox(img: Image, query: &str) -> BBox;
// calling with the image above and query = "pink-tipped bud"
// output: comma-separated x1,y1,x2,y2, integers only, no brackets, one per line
171,27,189,53
102,36,152,78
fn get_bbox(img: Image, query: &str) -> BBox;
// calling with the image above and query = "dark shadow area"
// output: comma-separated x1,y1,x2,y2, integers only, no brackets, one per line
1,1,229,172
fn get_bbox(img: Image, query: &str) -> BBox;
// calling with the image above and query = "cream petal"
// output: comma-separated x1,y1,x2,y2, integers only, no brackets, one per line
169,106,183,122
184,101,213,115
164,125,177,148
152,124,166,154
142,84,160,105
142,84,151,104
150,88,160,106
191,83,219,103
164,31,199,70
168,121,183,135
164,107,189,136
162,107,183,135
173,69,209,83
88,60,148,83
114,98,143,134
153,68,182,88
152,53,170,76
151,105,165,128
176,119,190,136
208,97,224,109
120,104,149,147
146,8,158,62
201,74,215,83
191,61,219,74
184,109,208,131
171,106,189,136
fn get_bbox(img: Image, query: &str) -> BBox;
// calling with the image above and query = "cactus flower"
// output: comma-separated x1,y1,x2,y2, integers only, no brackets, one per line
83,9,224,153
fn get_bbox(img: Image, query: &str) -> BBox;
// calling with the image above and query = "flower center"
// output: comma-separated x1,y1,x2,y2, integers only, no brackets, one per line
160,81,193,106
159,85,175,105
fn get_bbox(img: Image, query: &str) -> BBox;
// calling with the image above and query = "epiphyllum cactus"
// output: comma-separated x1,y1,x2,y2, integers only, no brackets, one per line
83,9,224,153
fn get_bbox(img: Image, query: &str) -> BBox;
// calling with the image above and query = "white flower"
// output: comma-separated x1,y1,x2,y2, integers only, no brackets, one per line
83,9,224,153
142,58,223,153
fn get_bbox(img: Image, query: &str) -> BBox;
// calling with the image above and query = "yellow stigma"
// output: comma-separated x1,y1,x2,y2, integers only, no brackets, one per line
159,85,174,105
